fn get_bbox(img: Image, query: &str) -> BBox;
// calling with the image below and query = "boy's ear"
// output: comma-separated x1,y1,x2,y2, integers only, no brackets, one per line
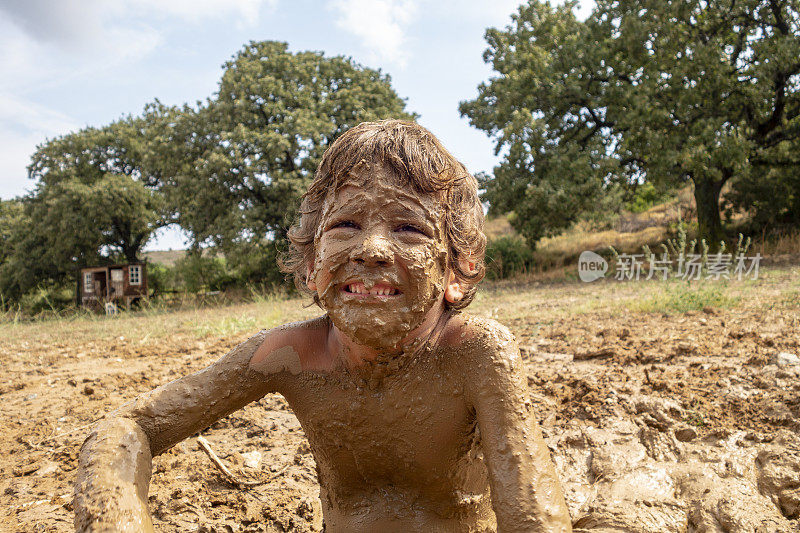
444,270,463,304
444,257,477,304
306,265,317,291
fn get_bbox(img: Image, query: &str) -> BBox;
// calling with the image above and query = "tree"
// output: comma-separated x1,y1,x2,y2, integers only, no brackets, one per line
461,0,800,246
0,111,170,301
0,199,27,302
162,41,415,277
0,199,23,267
27,109,171,263
726,141,800,229
0,173,164,300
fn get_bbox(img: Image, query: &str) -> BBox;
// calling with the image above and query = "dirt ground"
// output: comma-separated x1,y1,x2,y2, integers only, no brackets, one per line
1,268,799,532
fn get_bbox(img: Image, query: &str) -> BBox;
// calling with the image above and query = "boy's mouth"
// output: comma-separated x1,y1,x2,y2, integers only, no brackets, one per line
342,281,402,297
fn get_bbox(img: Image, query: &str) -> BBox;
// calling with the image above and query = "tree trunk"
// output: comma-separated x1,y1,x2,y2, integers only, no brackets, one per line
122,242,140,263
692,177,725,247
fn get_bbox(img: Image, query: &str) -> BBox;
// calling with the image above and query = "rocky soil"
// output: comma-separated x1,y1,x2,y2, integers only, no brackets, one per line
1,278,799,532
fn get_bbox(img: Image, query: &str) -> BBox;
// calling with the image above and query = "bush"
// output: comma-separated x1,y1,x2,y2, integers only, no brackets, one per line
146,263,179,295
485,236,535,280
174,253,237,293
630,283,739,314
17,283,75,316
626,182,672,213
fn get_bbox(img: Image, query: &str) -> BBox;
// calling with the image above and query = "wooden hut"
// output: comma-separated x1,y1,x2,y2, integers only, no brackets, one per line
79,263,148,311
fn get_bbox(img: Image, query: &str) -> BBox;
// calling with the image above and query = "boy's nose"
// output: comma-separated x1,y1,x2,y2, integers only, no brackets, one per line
352,233,394,267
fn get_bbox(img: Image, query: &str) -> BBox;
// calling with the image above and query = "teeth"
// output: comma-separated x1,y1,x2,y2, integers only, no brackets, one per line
348,283,364,294
346,283,396,296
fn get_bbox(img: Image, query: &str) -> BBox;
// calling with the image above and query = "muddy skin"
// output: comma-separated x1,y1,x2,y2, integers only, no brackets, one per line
74,332,276,531
310,160,449,358
74,162,571,532
74,418,153,532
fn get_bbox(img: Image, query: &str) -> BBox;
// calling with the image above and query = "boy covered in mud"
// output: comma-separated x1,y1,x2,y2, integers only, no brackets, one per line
75,120,571,532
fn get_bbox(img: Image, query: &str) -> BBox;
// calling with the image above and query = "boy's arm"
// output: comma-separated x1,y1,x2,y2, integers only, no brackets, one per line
74,417,154,532
74,330,283,531
113,331,275,455
464,323,572,533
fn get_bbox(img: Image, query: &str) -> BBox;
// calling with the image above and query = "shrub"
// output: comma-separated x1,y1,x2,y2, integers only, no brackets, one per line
630,283,739,314
174,253,237,293
485,236,535,280
17,283,75,316
146,263,179,296
626,182,672,214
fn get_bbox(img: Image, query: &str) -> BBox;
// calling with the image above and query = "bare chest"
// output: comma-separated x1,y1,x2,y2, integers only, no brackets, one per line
280,354,481,496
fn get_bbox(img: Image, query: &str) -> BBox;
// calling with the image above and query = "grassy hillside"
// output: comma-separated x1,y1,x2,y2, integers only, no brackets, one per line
142,249,187,266
484,186,800,280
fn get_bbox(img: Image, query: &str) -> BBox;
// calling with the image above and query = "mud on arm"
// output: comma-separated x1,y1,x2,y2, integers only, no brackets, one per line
465,325,572,533
74,331,276,532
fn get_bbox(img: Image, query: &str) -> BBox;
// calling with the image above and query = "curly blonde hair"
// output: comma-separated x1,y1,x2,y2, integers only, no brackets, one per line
280,120,486,310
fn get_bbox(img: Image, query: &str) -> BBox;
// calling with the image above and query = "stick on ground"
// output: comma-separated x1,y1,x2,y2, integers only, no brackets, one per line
196,435,274,487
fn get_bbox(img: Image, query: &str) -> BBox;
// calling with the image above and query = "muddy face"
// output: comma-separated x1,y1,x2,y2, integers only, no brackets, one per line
310,162,449,354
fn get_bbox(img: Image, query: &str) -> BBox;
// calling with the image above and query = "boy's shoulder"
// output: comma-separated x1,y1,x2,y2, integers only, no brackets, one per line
440,313,517,360
440,314,523,398
250,315,330,376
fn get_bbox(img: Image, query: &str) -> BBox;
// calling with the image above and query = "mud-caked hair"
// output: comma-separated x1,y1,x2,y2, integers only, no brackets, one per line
280,119,486,310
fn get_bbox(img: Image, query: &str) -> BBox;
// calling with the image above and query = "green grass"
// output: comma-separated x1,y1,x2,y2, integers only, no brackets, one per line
778,289,800,309
1,265,797,351
627,282,740,314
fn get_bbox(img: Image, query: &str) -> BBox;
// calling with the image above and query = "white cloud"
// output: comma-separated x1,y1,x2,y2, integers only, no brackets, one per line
0,0,279,199
127,0,278,27
449,0,594,26
328,0,418,67
0,17,161,96
0,92,80,198
0,131,42,197
0,0,106,48
0,0,278,51
0,93,77,135
326,0,594,68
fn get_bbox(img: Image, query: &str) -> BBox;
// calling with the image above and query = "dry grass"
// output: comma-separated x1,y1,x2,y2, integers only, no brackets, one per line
0,264,796,352
483,216,515,241
484,185,798,283
539,226,667,259
750,229,800,256
0,294,318,346
483,187,696,276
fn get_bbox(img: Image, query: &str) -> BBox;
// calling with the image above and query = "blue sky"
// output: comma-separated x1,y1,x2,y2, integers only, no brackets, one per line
0,0,592,249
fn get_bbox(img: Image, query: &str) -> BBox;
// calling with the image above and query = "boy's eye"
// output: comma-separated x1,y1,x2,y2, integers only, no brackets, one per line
331,220,358,230
396,224,427,235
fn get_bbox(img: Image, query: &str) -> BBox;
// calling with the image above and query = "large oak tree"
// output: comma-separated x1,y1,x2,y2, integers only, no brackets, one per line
161,41,415,280
0,110,170,300
461,0,800,246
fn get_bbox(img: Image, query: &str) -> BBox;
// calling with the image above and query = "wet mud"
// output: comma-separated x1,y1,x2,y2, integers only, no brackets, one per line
2,300,799,531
